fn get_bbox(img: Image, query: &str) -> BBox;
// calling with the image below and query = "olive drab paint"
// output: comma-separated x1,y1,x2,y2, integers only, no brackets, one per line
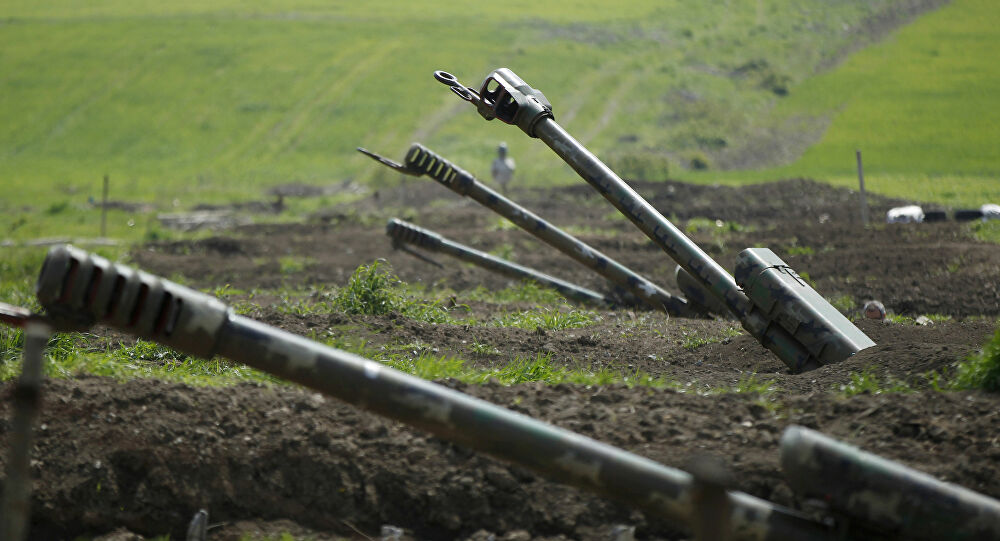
358,144,700,317
32,245,840,541
386,218,613,306
436,67,875,372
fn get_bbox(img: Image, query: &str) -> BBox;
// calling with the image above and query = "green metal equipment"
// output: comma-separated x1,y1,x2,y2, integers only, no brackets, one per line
432,68,875,372
386,217,614,306
359,143,698,316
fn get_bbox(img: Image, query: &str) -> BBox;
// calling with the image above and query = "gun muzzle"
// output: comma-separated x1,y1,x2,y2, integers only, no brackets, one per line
781,425,1000,540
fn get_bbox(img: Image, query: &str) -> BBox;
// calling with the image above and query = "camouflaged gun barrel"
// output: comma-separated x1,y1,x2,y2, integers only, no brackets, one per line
435,67,875,372
781,425,1000,540
386,218,612,306
360,143,697,316
33,245,844,541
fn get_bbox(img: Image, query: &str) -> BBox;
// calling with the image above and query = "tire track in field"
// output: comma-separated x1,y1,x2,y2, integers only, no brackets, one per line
519,61,627,181
214,41,370,168
5,41,166,159
260,41,399,162
576,65,649,147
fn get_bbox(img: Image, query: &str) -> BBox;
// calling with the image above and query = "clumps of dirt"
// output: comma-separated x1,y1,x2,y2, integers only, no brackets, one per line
4,367,999,540
134,179,998,317
5,177,998,540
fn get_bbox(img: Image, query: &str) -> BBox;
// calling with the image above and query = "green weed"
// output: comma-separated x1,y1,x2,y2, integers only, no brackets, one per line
469,341,501,356
786,245,814,256
681,326,742,350
971,221,1000,244
334,260,400,316
464,282,567,305
827,294,856,314
278,256,311,275
950,326,1000,392
839,367,912,396
490,307,600,331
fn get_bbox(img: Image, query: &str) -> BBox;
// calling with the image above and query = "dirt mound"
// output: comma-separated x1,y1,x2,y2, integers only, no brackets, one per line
4,178,999,539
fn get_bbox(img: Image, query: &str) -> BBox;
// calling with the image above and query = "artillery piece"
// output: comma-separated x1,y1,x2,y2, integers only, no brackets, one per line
386,217,614,306
432,68,875,372
2,245,998,540
358,144,702,317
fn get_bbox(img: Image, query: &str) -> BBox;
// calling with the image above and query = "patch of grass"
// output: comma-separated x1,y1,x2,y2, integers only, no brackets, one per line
785,245,815,256
950,326,1000,392
1,332,280,386
489,218,519,232
490,307,601,331
464,282,568,305
827,294,856,314
469,340,501,356
884,313,915,325
687,0,1000,207
334,260,401,316
5,0,971,243
713,374,781,413
838,367,912,396
681,326,742,350
278,256,311,275
488,243,516,261
970,221,1000,244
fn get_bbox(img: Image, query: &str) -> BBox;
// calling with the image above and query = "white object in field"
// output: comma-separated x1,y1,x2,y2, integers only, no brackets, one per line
981,203,1000,221
886,205,924,224
491,142,516,193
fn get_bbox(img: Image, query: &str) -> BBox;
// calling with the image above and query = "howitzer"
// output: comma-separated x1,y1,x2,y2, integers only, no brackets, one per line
434,68,875,372
781,425,1000,540
21,244,843,541
358,144,702,317
386,218,614,306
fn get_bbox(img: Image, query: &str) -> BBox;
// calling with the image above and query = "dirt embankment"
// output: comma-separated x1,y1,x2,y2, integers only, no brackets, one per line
2,178,999,540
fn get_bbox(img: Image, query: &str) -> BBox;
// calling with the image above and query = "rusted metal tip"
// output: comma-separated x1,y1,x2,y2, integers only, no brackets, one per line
357,147,416,176
0,302,33,329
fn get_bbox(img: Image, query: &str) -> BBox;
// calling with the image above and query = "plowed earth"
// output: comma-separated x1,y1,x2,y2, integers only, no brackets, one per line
3,179,999,540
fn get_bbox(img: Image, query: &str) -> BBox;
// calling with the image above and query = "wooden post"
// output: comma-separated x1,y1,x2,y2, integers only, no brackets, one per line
101,174,109,238
856,150,869,226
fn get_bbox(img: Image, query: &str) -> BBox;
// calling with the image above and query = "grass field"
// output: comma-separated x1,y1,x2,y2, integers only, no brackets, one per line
686,0,1000,208
5,0,995,243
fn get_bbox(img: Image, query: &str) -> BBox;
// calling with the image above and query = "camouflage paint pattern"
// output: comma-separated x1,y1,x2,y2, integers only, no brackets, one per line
781,425,1000,540
735,249,874,364
33,245,843,541
360,143,697,316
386,218,613,306
438,67,875,372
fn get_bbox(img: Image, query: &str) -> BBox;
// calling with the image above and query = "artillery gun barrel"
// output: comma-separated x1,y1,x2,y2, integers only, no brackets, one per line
781,425,1000,540
386,218,613,306
33,244,843,541
360,144,698,317
435,68,875,372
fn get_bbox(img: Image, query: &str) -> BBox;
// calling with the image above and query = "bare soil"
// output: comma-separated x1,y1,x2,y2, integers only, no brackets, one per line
3,178,1000,540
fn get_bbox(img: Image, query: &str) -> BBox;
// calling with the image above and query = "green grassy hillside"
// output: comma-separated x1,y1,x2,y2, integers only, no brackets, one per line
1,0,996,241
687,0,1000,207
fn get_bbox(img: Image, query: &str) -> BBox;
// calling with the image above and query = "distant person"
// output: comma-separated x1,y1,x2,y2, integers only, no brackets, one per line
491,142,515,195
863,300,886,321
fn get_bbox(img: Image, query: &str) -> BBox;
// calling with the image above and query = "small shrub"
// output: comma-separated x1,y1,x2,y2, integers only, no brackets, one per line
951,326,1000,392
827,294,856,313
334,260,401,315
839,367,911,396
